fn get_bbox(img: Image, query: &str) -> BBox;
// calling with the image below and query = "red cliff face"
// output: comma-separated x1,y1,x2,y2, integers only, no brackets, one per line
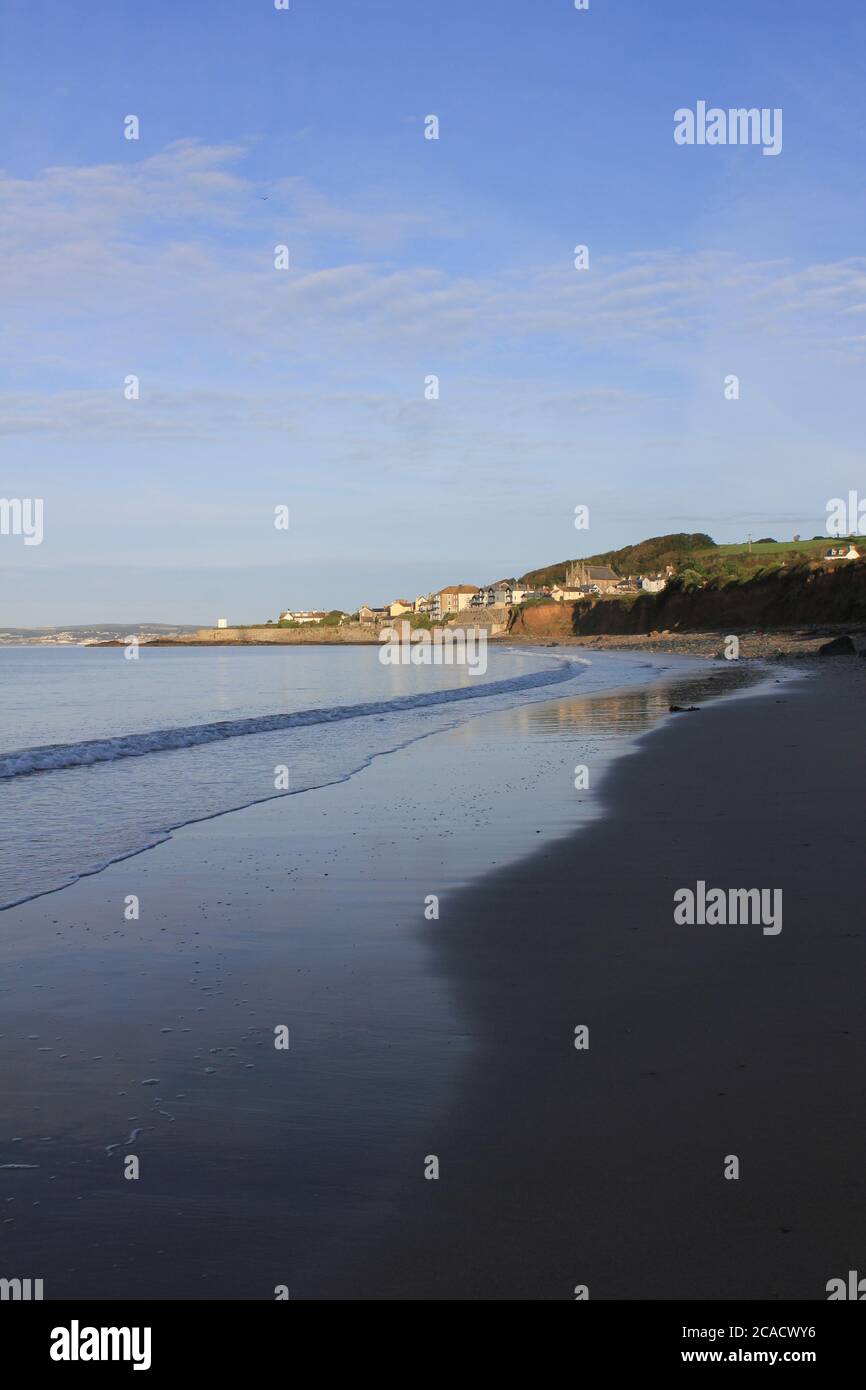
508,602,575,637
508,563,866,638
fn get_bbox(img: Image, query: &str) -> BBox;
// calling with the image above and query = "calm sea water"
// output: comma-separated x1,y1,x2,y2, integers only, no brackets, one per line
0,643,729,911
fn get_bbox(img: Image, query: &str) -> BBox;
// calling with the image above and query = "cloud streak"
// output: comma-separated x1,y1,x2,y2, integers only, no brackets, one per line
4,138,866,396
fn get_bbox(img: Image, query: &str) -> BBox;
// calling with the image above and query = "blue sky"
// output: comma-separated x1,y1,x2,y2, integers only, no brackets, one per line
2,0,866,623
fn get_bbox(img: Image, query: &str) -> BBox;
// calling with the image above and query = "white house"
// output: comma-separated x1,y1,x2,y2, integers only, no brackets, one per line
279,609,327,624
824,544,862,561
640,576,667,594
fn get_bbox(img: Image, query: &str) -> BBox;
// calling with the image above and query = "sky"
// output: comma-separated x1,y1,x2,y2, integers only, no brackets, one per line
2,0,866,625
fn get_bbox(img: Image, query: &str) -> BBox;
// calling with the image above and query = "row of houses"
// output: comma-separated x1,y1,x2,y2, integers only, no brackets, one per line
359,582,553,624
358,567,674,623
359,587,476,622
263,546,866,634
546,566,671,601
298,563,680,630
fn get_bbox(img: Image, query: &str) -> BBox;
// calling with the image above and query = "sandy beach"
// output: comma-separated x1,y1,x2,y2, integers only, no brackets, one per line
349,656,866,1300
1,654,863,1300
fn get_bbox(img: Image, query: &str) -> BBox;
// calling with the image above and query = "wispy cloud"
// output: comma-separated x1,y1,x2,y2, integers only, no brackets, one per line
4,139,866,398
0,387,302,438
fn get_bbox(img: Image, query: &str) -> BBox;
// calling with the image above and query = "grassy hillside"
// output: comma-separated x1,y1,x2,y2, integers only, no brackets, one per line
520,531,862,591
519,533,715,588
695,537,833,558
684,537,866,588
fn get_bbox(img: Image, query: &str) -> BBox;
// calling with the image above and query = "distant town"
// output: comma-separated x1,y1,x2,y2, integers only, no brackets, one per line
5,533,863,644
272,563,674,632
245,535,865,633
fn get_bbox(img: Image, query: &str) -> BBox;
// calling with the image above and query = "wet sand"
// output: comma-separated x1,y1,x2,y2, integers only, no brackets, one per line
345,658,866,1300
3,658,861,1300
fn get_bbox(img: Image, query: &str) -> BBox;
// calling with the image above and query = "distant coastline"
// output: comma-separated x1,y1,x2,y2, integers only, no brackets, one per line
96,619,866,663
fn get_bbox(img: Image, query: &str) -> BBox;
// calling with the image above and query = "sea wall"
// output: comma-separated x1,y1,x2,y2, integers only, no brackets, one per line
184,625,379,644
143,615,508,646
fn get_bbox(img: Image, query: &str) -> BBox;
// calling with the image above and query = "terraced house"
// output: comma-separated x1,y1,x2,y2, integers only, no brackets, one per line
438,584,479,614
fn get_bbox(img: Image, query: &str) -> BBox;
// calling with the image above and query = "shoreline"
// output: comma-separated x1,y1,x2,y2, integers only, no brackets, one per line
333,657,866,1299
84,621,866,662
0,654,775,1299
510,624,866,661
2,655,862,1299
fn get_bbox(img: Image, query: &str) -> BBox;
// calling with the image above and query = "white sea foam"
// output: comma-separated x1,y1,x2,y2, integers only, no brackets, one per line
0,660,582,780
5,646,709,915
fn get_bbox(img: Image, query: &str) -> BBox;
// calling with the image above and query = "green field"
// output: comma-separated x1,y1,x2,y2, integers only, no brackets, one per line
694,538,838,559
519,530,861,599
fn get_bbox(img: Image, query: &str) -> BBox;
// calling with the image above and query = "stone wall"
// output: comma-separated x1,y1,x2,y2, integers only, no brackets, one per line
184,625,379,645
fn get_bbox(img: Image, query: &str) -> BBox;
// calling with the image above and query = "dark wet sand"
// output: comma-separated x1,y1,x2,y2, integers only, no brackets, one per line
2,659,863,1300
337,660,866,1300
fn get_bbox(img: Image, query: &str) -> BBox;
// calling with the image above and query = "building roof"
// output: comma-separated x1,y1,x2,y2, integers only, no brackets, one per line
439,584,479,595
587,565,619,581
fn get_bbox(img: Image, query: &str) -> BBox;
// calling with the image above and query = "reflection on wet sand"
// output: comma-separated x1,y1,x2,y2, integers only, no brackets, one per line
514,660,771,738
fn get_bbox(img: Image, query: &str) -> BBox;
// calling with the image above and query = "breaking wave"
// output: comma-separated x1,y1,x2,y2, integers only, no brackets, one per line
0,659,583,780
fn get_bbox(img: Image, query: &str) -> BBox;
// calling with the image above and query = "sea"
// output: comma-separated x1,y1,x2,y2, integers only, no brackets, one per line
0,639,783,1299
0,642,755,911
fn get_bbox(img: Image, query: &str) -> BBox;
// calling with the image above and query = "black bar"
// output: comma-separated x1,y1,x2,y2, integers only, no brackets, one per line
2,1300,860,1374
